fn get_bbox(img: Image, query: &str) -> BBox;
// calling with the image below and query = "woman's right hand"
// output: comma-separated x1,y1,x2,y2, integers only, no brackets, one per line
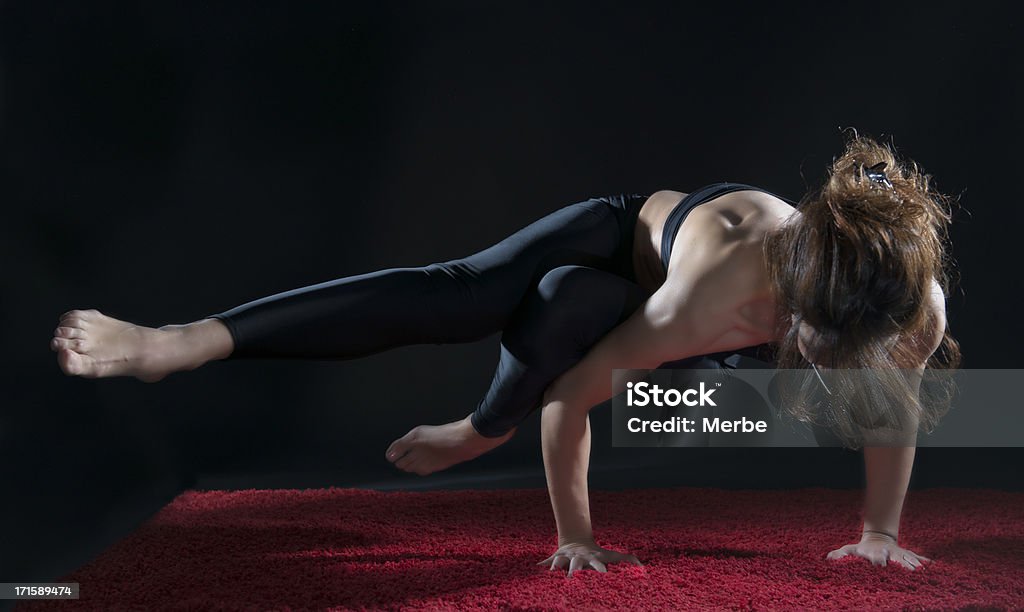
538,540,643,577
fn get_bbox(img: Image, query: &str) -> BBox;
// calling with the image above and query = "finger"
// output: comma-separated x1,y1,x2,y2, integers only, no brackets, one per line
567,555,585,577
537,554,556,566
597,550,642,567
623,554,643,566
551,555,569,571
917,554,932,563
895,553,916,570
589,558,607,573
827,548,850,560
904,554,924,569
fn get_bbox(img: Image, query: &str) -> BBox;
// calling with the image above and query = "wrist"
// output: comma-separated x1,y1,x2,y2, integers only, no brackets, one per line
557,532,595,548
861,528,898,543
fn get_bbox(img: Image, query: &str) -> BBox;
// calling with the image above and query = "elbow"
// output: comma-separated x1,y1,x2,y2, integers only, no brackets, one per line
541,372,589,417
540,375,592,446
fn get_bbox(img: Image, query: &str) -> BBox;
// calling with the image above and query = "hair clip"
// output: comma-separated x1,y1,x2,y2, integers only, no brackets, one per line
862,161,894,190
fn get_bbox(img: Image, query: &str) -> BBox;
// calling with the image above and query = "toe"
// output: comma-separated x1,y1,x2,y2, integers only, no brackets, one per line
386,430,418,463
51,337,79,352
58,348,83,376
395,451,417,472
54,326,84,339
60,316,88,330
61,309,99,326
60,348,102,378
413,462,436,477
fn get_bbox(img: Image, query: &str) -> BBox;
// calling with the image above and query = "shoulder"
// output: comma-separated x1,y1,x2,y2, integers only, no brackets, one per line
648,188,795,216
899,277,947,365
650,189,686,198
648,189,687,205
922,277,947,348
924,277,948,347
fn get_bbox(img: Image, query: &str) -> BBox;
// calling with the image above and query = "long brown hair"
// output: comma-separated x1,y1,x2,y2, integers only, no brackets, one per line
763,130,961,446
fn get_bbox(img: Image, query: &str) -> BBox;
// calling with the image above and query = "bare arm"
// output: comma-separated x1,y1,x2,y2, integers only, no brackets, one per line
859,363,924,541
831,365,927,569
830,279,947,569
540,280,702,556
862,444,916,539
863,279,947,538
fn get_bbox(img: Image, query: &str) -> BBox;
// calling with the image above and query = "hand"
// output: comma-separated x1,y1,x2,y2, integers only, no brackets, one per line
538,540,643,577
827,532,931,570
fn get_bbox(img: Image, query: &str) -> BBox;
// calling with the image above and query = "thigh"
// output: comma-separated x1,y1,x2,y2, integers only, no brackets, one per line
424,193,646,333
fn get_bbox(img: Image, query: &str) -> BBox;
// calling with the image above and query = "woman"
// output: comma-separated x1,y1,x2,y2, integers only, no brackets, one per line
51,133,959,575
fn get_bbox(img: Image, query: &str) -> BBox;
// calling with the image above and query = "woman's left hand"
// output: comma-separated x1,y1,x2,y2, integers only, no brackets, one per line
827,532,931,570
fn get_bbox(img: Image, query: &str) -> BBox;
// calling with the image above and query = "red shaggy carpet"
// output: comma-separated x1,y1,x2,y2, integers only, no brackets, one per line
22,487,1024,610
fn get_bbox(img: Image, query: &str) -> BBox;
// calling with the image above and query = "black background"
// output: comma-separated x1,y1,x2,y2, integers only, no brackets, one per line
2,1,1021,585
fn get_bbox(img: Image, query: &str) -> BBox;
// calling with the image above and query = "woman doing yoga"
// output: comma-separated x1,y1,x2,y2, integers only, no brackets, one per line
52,133,959,575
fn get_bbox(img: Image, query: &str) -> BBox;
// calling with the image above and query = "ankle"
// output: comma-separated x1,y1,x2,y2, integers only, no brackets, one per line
148,324,196,373
191,318,235,361
461,414,486,440
157,319,230,371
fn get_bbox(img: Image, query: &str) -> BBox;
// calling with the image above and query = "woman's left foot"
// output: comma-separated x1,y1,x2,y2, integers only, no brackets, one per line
385,416,515,476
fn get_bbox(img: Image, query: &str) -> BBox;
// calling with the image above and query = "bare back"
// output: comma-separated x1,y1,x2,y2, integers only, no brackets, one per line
632,189,798,359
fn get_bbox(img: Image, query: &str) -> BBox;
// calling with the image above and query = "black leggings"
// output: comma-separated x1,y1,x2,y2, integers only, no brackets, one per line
208,194,653,437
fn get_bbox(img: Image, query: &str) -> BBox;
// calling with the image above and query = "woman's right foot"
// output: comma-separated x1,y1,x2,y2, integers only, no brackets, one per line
51,309,207,382
385,415,515,476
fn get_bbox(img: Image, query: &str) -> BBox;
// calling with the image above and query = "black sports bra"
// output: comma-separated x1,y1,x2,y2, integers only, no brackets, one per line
660,182,800,271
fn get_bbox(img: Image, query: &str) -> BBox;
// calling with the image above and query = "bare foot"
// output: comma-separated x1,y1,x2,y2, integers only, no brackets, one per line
385,415,515,476
51,309,201,382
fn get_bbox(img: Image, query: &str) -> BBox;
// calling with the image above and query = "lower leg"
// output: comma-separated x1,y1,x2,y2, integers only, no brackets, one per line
386,266,648,476
51,265,484,381
52,310,233,382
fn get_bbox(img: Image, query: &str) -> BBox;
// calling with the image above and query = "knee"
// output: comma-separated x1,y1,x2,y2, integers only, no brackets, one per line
506,265,641,360
536,265,595,299
530,265,621,337
541,370,591,416
535,264,644,324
